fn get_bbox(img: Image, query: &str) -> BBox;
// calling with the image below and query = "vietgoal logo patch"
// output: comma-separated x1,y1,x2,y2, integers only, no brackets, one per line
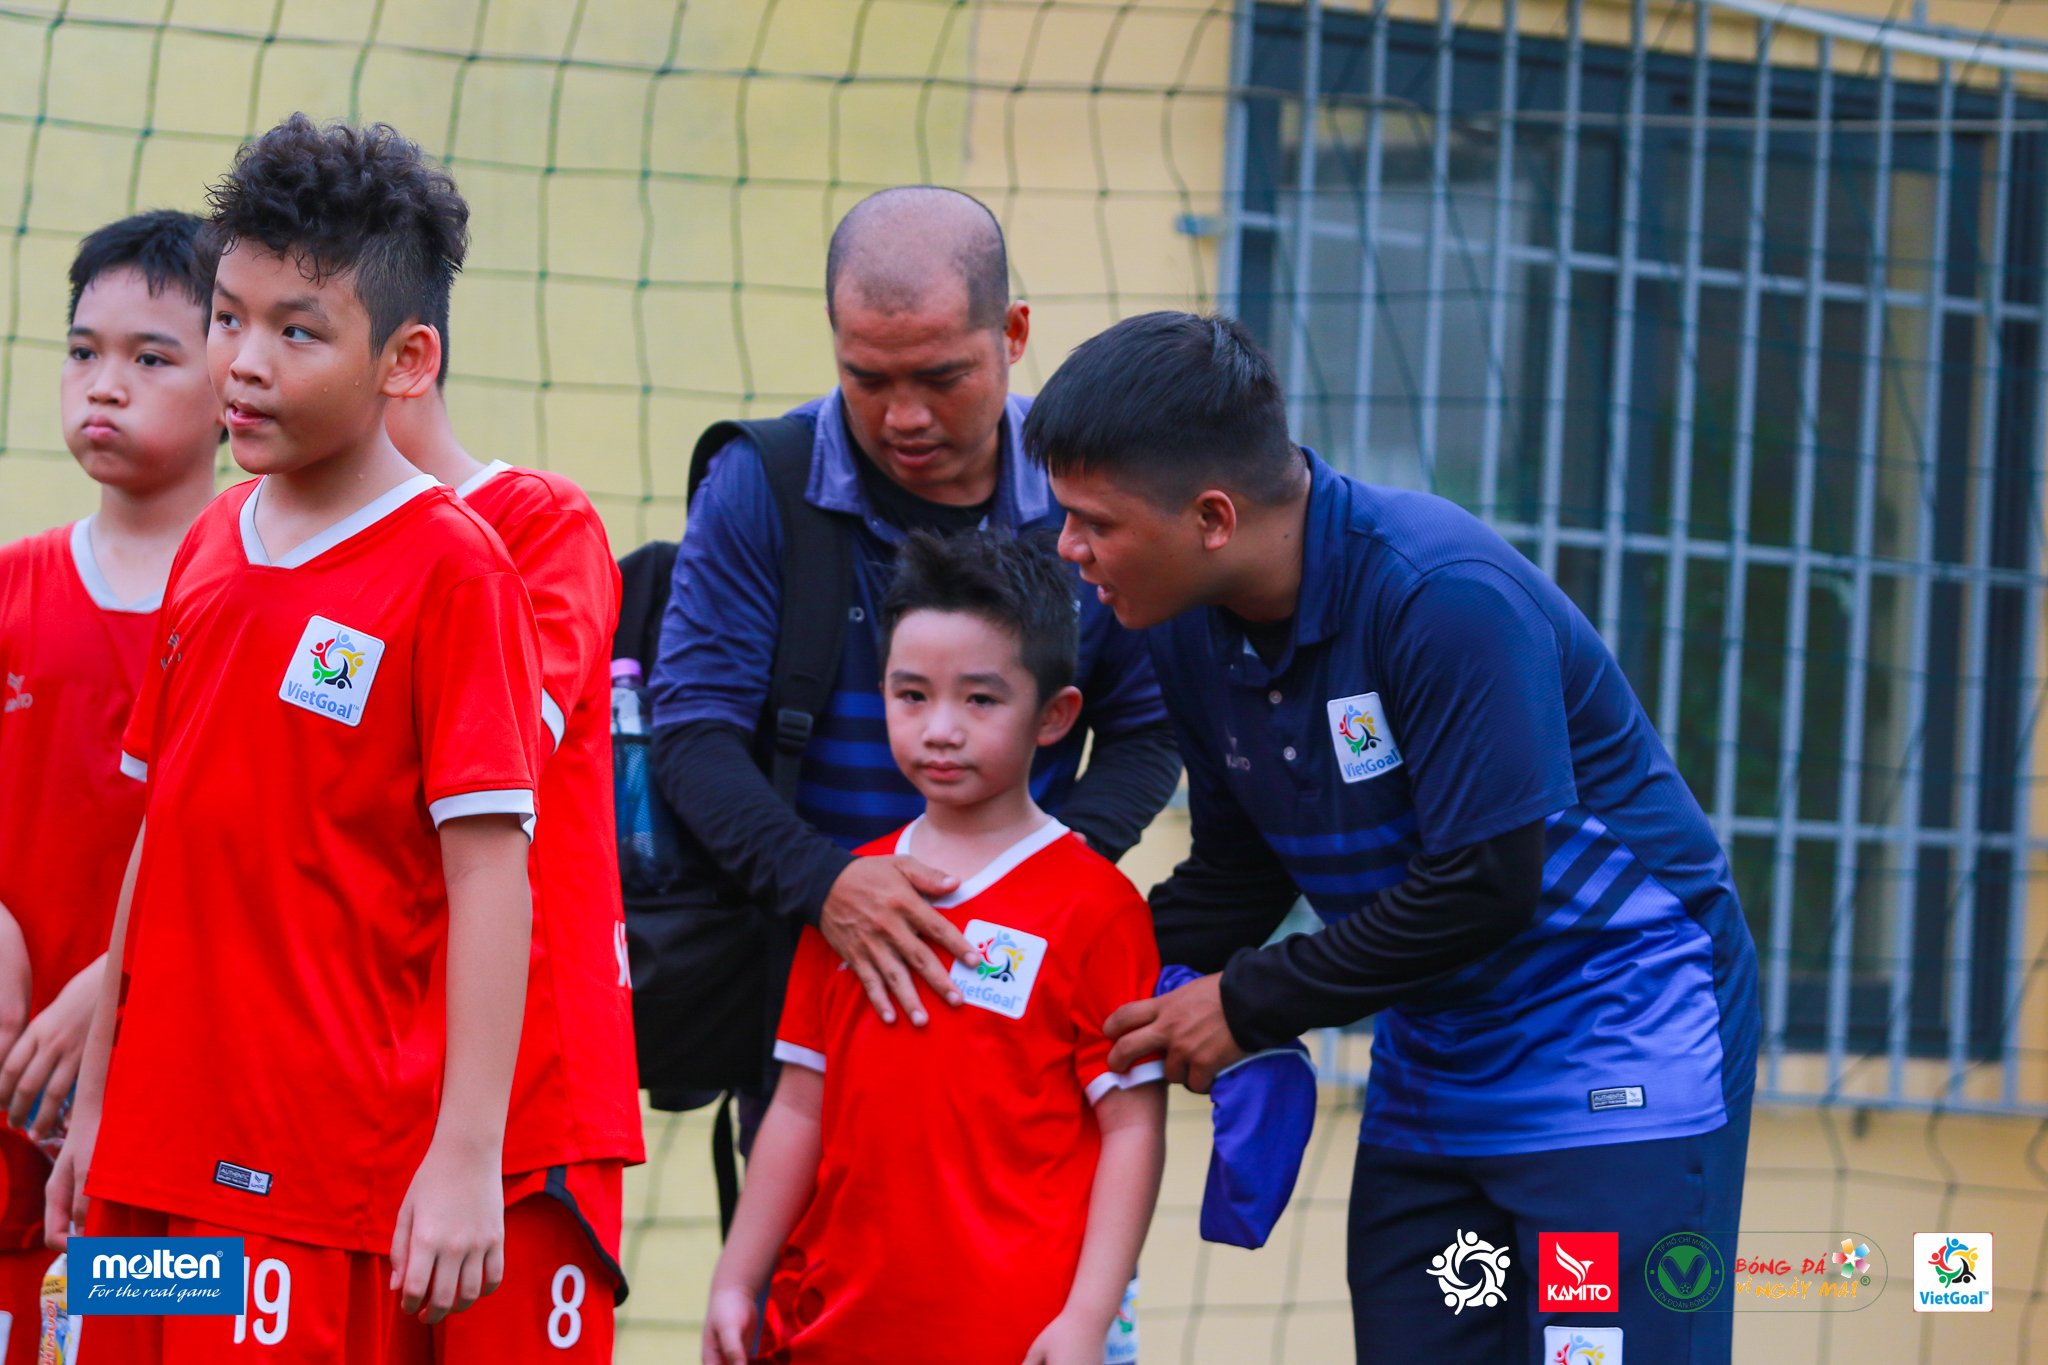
278,615,386,728
948,919,1047,1020
1325,692,1403,784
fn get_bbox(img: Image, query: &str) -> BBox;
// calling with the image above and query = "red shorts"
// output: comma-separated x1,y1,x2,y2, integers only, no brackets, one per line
432,1163,624,1362
77,1199,431,1364
0,1247,49,1365
0,1127,55,1365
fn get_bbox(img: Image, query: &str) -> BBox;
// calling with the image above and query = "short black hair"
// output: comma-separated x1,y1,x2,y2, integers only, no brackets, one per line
208,113,467,377
1024,310,1303,507
826,186,1009,332
67,210,216,324
880,530,1078,704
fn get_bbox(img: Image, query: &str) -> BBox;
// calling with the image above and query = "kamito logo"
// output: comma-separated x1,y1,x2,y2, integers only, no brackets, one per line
1540,1232,1619,1313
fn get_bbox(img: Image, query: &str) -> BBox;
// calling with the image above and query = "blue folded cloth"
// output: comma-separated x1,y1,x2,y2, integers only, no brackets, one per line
1157,965,1317,1249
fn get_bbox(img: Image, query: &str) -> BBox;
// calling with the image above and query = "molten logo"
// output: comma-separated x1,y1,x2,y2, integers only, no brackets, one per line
1541,1232,1619,1312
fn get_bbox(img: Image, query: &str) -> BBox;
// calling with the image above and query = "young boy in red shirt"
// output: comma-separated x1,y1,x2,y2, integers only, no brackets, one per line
702,532,1167,1365
0,210,219,1364
45,114,543,1363
388,335,645,1360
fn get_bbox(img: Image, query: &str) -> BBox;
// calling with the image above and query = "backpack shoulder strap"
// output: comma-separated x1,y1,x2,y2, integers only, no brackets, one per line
688,417,853,801
612,538,679,673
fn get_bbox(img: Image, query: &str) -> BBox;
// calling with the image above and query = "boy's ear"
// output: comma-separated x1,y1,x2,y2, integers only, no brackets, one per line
380,321,442,400
1035,684,1083,750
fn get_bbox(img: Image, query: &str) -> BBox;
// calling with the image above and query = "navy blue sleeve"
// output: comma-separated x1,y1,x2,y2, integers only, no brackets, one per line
1074,602,1170,738
1147,681,1302,974
648,437,785,732
1380,560,1577,855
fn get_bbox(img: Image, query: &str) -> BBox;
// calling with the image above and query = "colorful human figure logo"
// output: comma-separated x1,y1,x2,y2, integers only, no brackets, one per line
309,633,367,690
1336,703,1379,756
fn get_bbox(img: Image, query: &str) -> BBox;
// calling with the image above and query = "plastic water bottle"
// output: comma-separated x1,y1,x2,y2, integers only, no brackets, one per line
1103,1275,1139,1364
37,1251,75,1363
611,658,647,736
611,659,660,889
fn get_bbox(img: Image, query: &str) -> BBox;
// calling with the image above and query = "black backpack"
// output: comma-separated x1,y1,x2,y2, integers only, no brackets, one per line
611,417,853,1106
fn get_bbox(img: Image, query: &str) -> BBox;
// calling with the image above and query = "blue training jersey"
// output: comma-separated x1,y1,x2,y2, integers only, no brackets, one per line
1147,453,1760,1157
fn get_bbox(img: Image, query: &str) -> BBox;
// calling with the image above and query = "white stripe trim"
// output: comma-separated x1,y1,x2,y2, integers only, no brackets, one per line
428,789,537,840
69,518,161,613
539,691,566,752
896,817,1069,909
241,474,441,569
118,752,148,782
772,1041,827,1074
1085,1061,1166,1104
455,460,513,497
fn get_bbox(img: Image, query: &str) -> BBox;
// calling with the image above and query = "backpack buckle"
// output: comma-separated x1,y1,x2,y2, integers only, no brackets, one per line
773,707,815,755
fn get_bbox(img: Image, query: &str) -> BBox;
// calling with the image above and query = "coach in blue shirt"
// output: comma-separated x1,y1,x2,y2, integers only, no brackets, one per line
649,188,1178,1033
1028,312,1759,1363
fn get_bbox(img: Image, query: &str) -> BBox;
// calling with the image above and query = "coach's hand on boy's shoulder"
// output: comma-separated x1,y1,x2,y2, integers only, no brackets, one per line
1105,972,1246,1094
820,855,971,1027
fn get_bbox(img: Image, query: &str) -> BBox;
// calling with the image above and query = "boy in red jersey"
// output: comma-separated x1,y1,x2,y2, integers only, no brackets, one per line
45,115,543,1364
388,334,645,1360
0,211,218,1364
703,532,1167,1365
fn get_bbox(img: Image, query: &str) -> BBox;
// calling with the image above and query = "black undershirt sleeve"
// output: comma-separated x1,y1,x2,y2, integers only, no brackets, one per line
1053,721,1182,864
650,719,852,927
1217,817,1548,1051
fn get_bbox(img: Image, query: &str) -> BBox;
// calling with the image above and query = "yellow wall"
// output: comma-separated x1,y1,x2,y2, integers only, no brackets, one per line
2,3,2044,1355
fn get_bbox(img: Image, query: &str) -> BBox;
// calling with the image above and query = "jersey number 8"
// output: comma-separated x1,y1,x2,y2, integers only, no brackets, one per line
548,1264,585,1348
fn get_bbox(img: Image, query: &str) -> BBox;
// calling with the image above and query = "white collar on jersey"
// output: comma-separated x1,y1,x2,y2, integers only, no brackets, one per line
70,516,162,614
895,815,1070,909
241,473,441,569
456,460,513,497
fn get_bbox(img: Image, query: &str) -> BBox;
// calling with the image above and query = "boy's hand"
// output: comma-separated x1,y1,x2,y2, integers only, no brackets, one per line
389,1139,504,1324
820,856,968,1026
1022,1311,1107,1365
701,1284,758,1364
2,957,103,1137
42,1103,97,1249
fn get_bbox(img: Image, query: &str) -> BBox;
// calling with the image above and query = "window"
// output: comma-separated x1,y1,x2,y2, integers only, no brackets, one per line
1229,1,2048,1105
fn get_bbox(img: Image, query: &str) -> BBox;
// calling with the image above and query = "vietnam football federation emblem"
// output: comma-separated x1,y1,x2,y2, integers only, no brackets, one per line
1325,691,1403,783
279,615,387,727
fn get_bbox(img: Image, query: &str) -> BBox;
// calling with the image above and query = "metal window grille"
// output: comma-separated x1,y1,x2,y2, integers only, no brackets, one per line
1225,0,2048,1114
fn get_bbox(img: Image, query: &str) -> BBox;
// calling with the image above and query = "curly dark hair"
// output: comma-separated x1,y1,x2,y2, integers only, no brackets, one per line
207,113,467,377
68,209,216,325
880,529,1079,703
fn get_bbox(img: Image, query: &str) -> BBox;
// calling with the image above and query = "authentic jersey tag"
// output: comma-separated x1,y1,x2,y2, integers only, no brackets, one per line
278,616,386,728
1589,1085,1646,1112
213,1159,273,1196
1326,691,1403,783
950,919,1048,1020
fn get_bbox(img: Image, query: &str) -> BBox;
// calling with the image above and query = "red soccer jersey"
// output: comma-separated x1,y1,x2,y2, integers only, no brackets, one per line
457,462,643,1180
90,474,544,1253
764,819,1163,1364
0,520,155,1018
0,519,157,1247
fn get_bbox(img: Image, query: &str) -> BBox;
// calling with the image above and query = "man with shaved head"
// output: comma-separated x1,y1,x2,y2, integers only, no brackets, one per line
642,187,1180,1135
